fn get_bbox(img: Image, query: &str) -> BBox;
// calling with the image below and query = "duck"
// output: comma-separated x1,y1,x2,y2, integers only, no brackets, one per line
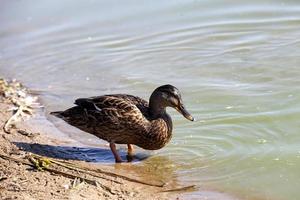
51,84,195,163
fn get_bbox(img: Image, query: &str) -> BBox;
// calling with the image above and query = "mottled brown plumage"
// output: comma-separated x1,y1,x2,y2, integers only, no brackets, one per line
51,85,194,162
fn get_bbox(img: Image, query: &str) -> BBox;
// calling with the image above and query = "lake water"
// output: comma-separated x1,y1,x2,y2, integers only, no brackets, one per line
1,0,300,199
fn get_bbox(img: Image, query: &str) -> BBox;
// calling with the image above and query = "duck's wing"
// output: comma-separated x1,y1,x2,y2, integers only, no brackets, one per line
72,95,150,143
89,94,149,116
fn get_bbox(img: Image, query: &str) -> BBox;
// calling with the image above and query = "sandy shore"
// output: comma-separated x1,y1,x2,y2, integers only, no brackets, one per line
0,79,180,200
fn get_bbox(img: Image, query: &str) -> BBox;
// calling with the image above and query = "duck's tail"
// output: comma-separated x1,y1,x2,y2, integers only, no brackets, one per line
50,111,64,118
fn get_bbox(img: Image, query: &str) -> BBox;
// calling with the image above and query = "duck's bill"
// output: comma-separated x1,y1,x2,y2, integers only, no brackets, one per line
176,105,195,121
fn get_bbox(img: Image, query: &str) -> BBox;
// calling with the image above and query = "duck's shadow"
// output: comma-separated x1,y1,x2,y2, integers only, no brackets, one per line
14,142,150,163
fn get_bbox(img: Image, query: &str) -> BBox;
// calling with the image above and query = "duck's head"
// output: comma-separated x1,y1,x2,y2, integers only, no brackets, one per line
149,84,195,121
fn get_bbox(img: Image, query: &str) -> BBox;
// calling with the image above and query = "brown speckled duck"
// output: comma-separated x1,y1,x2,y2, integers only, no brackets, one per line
51,84,194,162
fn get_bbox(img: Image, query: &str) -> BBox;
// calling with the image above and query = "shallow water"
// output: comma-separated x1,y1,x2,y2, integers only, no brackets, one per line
1,0,300,199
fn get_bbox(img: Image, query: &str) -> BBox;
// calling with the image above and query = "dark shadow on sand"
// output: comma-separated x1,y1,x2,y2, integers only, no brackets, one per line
14,142,150,163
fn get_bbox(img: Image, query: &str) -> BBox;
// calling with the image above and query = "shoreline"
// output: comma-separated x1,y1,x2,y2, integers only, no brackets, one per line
0,78,243,200
0,78,176,200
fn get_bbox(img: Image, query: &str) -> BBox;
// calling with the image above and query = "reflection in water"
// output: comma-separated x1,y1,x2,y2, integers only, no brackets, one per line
114,156,179,188
1,0,300,199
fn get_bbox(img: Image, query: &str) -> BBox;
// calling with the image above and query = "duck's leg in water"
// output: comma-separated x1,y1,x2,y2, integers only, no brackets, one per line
109,143,122,163
126,144,134,162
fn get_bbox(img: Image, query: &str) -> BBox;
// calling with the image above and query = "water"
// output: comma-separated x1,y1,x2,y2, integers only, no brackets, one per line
1,0,300,199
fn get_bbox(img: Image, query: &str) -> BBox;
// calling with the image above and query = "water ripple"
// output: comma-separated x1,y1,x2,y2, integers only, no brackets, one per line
2,1,300,199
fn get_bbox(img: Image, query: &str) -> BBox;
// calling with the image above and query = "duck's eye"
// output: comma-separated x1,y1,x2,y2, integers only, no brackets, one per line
170,96,179,107
162,92,169,99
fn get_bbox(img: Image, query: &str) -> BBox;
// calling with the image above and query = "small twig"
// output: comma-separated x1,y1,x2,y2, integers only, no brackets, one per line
93,167,165,187
160,185,196,193
46,167,97,186
18,130,38,138
0,153,32,165
19,179,29,184
0,177,8,182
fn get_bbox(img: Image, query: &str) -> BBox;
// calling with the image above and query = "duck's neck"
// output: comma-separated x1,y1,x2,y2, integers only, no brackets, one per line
149,93,173,133
149,94,166,119
143,94,173,150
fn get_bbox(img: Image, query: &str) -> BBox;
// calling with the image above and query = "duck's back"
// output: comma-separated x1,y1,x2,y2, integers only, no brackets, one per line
51,94,151,144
